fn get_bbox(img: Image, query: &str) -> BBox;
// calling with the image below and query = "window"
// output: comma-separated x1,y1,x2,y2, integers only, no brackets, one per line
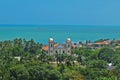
56,51,58,53
51,44,53,47
68,50,70,53
68,45,70,48
50,50,53,53
63,51,65,53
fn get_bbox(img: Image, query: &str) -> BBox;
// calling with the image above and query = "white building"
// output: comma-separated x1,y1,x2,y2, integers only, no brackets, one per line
48,38,72,55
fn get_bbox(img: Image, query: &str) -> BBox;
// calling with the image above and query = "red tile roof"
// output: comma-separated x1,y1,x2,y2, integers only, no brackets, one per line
42,46,49,51
96,40,110,45
42,44,59,51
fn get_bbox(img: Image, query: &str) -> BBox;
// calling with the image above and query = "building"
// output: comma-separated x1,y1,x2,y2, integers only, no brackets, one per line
107,63,116,70
42,38,72,55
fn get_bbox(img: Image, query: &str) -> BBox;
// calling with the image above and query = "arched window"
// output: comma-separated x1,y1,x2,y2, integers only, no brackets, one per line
68,44,70,48
51,44,53,47
50,50,53,53
56,51,58,53
68,50,70,53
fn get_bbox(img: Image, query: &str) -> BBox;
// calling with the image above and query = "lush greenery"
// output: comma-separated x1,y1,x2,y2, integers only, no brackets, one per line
0,38,120,80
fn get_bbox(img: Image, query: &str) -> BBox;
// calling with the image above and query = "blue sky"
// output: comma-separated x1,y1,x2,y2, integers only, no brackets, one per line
0,0,120,25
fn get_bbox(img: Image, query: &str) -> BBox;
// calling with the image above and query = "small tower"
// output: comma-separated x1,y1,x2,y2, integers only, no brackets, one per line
48,38,54,55
66,38,72,55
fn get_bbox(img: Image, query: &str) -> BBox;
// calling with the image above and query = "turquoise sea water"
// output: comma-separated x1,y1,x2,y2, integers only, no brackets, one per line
0,25,120,44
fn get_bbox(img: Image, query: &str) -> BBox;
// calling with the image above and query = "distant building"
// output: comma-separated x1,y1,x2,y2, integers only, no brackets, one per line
42,38,72,55
14,56,21,61
111,40,120,47
85,40,111,49
95,40,110,45
107,63,116,70
72,42,83,48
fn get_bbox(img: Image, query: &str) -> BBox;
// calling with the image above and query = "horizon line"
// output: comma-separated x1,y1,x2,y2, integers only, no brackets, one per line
0,24,120,26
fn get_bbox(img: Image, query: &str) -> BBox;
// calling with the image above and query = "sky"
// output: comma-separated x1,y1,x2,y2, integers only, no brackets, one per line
0,0,120,25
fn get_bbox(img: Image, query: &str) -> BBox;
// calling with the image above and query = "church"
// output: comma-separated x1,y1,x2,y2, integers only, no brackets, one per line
42,38,72,55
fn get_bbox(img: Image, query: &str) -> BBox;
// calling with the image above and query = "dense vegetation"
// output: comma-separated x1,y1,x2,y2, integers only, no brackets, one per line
0,38,120,80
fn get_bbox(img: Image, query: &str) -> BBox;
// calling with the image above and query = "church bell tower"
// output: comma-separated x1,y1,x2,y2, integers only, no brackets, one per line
66,38,72,55
48,38,54,55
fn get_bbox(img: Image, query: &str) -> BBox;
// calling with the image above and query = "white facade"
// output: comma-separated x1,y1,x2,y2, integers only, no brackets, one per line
48,38,72,55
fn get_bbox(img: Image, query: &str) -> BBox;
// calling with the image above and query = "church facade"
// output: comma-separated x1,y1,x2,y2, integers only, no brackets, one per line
48,38,72,55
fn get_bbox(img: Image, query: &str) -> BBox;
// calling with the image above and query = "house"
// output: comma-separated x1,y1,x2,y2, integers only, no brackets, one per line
92,40,111,49
107,63,116,70
95,40,110,45
14,56,21,61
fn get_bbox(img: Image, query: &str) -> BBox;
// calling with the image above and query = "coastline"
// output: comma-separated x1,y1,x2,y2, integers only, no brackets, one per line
0,25,120,44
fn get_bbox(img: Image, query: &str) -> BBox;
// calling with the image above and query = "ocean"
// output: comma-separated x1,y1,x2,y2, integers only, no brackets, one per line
0,25,120,44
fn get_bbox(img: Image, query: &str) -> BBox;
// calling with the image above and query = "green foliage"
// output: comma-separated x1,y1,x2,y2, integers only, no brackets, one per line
87,60,107,69
95,39,109,42
98,48,115,62
0,38,119,80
